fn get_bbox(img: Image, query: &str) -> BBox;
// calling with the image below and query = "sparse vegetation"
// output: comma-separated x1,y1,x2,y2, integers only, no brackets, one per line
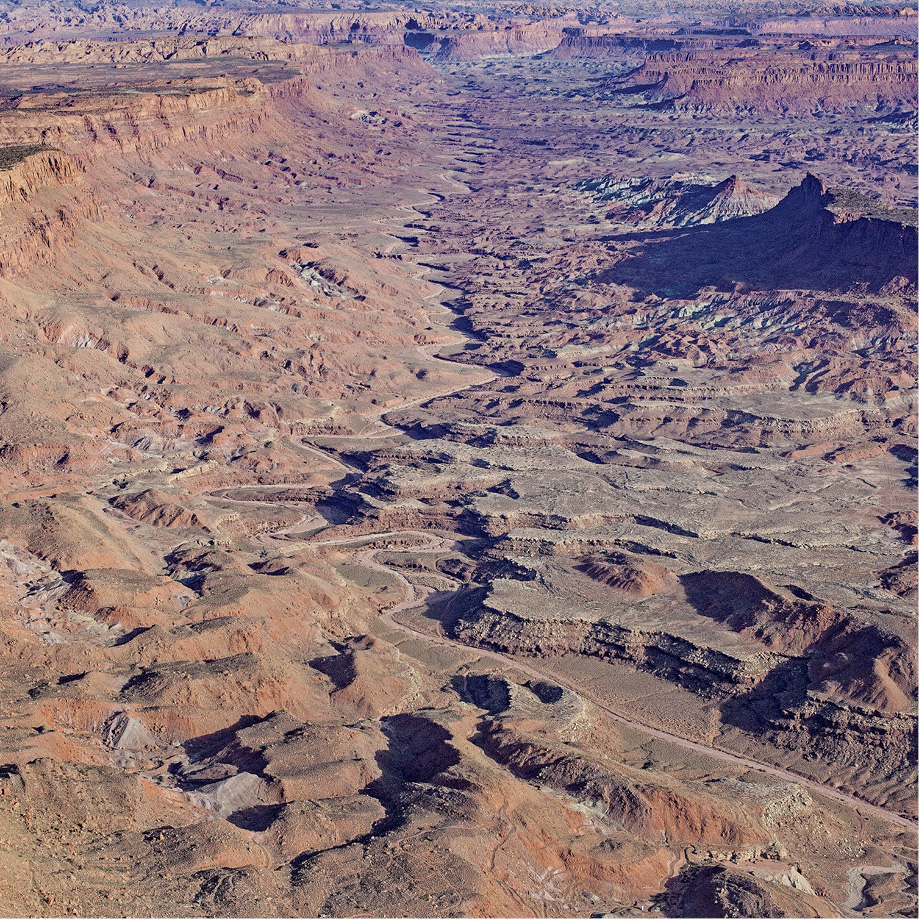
829,187,918,228
0,143,50,171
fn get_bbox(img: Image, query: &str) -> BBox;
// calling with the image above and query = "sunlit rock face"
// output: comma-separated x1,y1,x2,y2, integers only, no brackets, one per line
0,3,913,918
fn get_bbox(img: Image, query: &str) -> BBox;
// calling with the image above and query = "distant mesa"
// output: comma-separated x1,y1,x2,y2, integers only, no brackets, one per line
430,21,568,60
610,47,918,114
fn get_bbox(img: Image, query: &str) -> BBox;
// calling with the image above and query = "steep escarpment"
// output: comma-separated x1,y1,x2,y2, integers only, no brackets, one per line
0,147,80,203
0,4,441,44
0,35,436,70
680,569,915,708
0,40,434,278
234,10,438,45
0,81,274,277
615,49,918,113
757,11,918,38
450,565,916,816
452,573,780,695
550,30,735,61
2,80,284,166
433,20,569,59
0,147,100,276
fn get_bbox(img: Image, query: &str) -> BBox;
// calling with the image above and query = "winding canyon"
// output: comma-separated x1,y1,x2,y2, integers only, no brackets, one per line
0,2,914,918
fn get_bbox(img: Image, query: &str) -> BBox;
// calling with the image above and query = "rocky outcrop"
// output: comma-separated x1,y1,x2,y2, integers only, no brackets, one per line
434,21,568,60
616,49,918,113
577,551,679,596
453,599,778,695
0,147,100,276
476,720,766,846
722,664,918,817
606,173,918,296
668,864,837,917
575,172,780,227
109,488,209,530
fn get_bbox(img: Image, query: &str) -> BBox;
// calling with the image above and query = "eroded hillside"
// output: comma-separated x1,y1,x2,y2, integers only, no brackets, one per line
0,3,914,918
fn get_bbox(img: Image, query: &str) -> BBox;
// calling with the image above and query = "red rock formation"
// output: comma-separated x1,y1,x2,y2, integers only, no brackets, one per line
617,49,918,113
434,21,569,59
578,551,678,596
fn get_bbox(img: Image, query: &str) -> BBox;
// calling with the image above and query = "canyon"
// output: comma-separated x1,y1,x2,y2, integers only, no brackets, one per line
0,2,914,918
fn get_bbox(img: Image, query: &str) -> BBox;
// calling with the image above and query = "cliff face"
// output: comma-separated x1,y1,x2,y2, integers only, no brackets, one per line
0,148,100,277
0,36,435,66
238,10,438,45
453,603,778,694
0,40,434,275
0,148,80,205
757,13,918,38
618,50,918,113
0,6,442,44
550,32,729,60
434,21,568,60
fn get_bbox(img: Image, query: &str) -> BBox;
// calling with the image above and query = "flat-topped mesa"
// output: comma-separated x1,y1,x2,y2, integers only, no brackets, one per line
757,10,918,38
237,10,438,45
0,79,274,168
0,42,434,164
550,30,743,61
432,20,571,60
616,48,918,113
0,6,444,44
0,36,439,277
0,72,338,167
0,79,279,275
0,35,434,73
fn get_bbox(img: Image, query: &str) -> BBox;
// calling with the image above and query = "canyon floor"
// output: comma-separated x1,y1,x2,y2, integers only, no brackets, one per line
0,3,915,918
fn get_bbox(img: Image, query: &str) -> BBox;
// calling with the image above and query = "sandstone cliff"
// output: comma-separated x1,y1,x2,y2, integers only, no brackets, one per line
0,147,99,276
617,49,918,113
434,21,569,60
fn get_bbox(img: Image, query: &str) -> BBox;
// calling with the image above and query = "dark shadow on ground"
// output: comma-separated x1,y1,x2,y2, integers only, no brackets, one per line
601,175,918,298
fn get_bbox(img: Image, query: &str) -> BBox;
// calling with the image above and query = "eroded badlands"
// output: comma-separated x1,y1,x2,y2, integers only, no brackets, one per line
0,2,914,918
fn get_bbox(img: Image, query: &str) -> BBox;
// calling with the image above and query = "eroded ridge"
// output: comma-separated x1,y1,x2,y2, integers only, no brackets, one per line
0,2,914,918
